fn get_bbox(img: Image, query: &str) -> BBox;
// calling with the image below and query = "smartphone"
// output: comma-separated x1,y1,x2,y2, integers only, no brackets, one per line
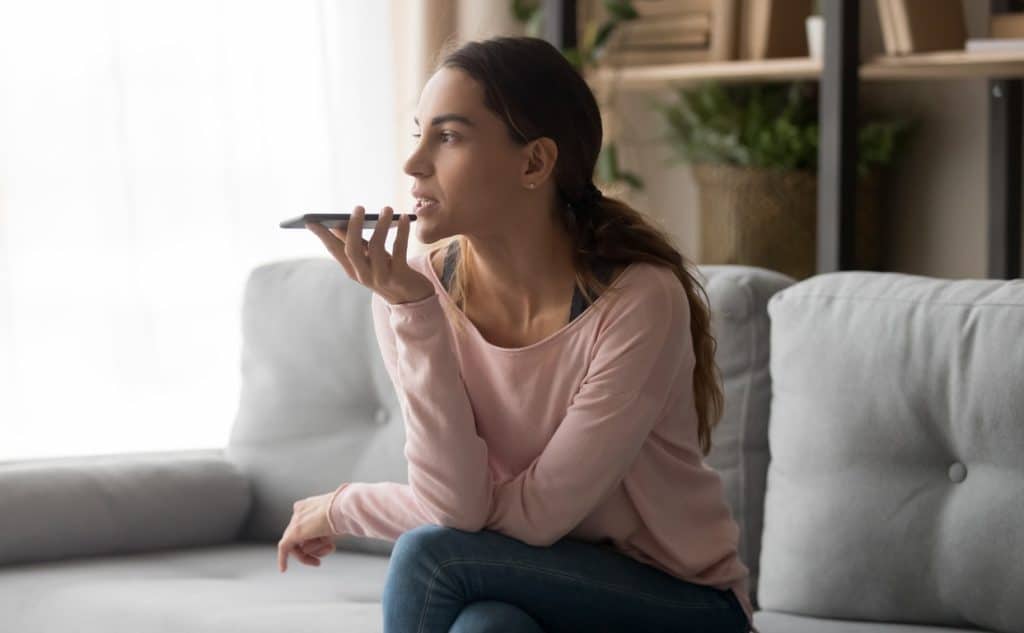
280,212,417,230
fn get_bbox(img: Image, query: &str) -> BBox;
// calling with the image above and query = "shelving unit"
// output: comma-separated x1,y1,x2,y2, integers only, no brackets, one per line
545,0,1023,279
587,50,1024,89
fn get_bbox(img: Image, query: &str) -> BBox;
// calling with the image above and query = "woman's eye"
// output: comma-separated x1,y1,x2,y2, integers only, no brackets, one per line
410,132,456,143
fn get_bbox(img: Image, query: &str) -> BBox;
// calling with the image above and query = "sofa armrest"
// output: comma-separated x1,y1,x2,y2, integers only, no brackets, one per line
0,449,252,567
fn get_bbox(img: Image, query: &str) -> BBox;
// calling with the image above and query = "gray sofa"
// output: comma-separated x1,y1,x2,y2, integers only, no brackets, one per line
2,257,1021,633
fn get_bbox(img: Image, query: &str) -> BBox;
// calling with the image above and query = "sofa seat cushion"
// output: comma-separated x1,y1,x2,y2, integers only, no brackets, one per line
754,610,993,633
0,544,390,633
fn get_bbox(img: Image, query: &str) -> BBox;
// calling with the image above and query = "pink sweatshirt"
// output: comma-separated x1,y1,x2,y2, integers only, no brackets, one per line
327,251,757,632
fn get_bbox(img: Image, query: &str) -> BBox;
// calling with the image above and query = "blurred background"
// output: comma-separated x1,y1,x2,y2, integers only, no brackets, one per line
2,0,1021,462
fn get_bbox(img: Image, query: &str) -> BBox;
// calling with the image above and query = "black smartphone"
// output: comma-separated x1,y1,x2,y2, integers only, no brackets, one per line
279,212,417,230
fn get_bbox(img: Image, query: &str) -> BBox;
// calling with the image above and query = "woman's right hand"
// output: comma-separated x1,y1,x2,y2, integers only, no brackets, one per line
305,205,435,306
294,535,336,567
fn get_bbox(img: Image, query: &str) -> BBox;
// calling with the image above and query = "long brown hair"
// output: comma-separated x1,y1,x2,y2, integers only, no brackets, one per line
429,36,723,457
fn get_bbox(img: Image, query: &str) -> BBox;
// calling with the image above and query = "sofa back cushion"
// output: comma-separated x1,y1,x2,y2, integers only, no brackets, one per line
758,271,1024,633
699,265,795,609
225,258,406,554
0,450,250,566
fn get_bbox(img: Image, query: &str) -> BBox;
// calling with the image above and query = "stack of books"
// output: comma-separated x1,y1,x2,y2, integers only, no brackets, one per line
595,0,738,65
965,12,1024,53
876,0,966,55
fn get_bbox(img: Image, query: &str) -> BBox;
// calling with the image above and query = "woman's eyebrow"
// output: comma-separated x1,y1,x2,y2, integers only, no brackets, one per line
413,113,475,128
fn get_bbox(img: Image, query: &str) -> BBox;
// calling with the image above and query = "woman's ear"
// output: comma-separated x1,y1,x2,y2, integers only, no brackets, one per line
522,136,558,184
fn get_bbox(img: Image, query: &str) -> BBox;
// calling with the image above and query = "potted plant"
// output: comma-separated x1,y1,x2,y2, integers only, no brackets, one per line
653,81,912,280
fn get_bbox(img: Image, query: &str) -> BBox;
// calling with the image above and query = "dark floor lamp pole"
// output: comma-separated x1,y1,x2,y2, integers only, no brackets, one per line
543,0,577,50
817,0,859,274
989,0,1023,279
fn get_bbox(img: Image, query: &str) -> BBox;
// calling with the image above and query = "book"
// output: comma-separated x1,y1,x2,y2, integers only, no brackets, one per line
740,0,813,60
888,0,911,53
965,37,1024,53
599,48,713,66
991,13,1024,38
888,0,966,53
708,0,739,60
587,0,739,64
877,0,901,55
631,0,713,19
616,13,711,47
616,31,711,49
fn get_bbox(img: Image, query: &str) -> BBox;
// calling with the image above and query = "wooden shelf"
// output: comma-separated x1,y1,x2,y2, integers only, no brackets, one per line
863,50,1024,80
587,57,820,90
587,51,1024,91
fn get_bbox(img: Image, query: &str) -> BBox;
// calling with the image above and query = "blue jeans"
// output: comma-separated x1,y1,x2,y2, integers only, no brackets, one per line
381,524,749,633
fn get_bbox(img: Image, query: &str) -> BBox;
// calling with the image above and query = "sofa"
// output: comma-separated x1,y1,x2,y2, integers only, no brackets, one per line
1,257,1021,633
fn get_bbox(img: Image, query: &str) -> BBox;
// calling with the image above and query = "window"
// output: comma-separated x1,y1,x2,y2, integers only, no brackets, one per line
0,1,396,461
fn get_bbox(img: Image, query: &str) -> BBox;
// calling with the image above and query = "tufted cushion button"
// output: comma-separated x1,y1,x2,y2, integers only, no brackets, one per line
374,407,390,425
948,461,967,483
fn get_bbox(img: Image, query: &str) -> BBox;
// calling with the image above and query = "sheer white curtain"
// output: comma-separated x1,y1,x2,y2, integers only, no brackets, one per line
0,1,398,462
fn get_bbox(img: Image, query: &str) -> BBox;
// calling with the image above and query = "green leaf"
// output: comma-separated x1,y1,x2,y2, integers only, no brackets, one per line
526,8,543,38
602,0,639,21
581,19,601,54
511,0,540,23
592,21,617,54
618,171,644,189
596,143,618,182
562,47,583,71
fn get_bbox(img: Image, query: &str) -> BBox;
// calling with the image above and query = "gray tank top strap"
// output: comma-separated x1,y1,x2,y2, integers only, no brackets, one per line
441,240,459,291
569,259,616,321
569,286,589,321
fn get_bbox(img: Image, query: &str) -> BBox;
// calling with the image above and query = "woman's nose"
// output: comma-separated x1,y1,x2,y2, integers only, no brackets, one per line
403,133,434,177
403,151,430,178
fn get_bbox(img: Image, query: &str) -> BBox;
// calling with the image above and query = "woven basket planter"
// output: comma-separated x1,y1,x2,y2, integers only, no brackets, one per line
692,163,881,281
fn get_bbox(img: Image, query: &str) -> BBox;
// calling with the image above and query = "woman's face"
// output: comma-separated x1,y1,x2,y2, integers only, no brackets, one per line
403,67,532,244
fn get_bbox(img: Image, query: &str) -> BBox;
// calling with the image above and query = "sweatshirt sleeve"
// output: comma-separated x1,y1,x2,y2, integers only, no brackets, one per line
329,287,493,539
326,481,435,541
484,270,693,547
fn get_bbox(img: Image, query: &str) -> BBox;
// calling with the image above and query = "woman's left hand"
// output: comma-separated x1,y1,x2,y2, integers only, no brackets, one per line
306,205,435,306
277,492,336,573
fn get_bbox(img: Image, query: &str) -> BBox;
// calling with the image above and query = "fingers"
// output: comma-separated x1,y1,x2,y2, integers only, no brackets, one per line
291,543,321,566
306,221,357,279
366,207,395,282
307,205,406,285
326,221,348,243
392,212,411,270
328,225,368,250
292,536,332,566
301,538,335,557
280,538,333,572
278,537,289,572
344,206,369,281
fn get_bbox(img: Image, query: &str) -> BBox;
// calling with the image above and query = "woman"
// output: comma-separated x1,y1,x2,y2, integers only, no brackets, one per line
278,36,756,633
